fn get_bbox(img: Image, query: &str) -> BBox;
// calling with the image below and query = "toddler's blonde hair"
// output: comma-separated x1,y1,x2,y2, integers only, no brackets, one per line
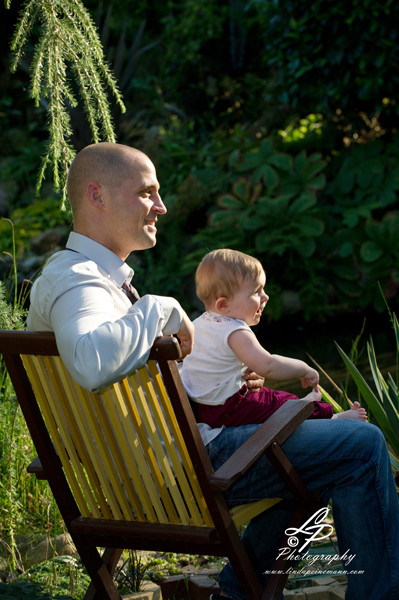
196,249,264,308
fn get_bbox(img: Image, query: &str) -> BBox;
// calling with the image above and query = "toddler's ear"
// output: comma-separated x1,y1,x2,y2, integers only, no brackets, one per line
215,296,229,312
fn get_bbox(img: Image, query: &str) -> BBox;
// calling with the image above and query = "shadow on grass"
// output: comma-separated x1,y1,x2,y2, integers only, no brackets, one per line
0,581,74,599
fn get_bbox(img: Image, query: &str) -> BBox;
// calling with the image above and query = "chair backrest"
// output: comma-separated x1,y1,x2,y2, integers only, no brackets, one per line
0,331,214,528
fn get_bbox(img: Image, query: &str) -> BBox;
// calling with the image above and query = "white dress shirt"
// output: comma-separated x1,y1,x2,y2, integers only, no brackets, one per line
27,232,183,391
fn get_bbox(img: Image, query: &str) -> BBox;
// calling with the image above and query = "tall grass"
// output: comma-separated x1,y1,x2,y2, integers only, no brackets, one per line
0,220,61,574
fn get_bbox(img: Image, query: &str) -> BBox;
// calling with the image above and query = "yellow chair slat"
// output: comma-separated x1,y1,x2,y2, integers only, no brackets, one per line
118,376,174,519
135,368,193,524
102,383,166,522
127,370,188,523
138,366,207,526
148,361,214,527
22,356,96,517
230,498,282,529
55,360,141,521
46,357,114,519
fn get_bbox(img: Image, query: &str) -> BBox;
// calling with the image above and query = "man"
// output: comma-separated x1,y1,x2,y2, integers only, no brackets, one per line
27,142,194,389
28,143,399,600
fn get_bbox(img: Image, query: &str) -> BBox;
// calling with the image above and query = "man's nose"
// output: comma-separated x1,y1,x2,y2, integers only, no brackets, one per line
154,193,167,214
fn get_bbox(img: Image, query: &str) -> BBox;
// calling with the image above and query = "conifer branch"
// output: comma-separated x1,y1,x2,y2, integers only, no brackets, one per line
6,0,126,208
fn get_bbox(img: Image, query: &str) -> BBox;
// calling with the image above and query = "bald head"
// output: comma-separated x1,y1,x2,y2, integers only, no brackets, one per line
67,142,148,217
66,142,166,259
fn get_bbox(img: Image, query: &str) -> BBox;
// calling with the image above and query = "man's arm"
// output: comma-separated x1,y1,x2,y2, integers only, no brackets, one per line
29,271,192,391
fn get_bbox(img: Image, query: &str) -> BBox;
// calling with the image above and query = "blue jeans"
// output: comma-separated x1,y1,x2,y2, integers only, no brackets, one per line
206,419,399,600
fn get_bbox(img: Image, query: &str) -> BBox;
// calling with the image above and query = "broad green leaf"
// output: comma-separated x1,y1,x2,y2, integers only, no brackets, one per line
232,177,250,201
210,211,237,227
288,192,316,216
301,237,316,257
334,278,362,297
293,151,307,174
242,215,262,231
259,138,273,156
296,216,324,236
261,164,279,188
338,241,353,258
309,173,326,189
336,167,355,194
360,241,384,263
217,194,242,209
331,263,358,280
268,153,292,170
343,211,359,228
379,189,396,207
306,160,326,179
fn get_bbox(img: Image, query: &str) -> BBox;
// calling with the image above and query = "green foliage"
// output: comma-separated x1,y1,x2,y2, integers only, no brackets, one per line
251,0,399,130
336,309,399,470
0,581,56,599
0,202,71,258
191,137,327,319
16,556,90,600
115,550,155,594
6,0,125,206
322,135,399,312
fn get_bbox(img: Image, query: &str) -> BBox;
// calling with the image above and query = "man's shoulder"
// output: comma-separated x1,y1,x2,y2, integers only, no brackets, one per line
41,249,105,282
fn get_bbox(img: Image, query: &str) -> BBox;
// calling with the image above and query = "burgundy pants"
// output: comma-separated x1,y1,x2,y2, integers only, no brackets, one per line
194,385,333,427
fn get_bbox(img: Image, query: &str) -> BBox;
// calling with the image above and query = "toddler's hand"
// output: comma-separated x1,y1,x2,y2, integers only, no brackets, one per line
300,367,319,389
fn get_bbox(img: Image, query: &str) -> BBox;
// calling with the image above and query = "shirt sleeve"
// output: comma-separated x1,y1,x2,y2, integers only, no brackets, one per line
44,274,183,391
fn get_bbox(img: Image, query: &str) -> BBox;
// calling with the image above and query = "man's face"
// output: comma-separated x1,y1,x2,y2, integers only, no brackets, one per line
101,155,166,259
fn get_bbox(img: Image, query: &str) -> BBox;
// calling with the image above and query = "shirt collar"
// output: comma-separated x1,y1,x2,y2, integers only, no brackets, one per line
66,232,133,287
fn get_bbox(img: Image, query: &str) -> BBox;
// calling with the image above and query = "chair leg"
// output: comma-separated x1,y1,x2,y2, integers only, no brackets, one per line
80,546,123,600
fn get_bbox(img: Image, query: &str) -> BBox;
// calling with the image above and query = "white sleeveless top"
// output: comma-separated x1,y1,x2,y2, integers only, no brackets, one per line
179,311,251,406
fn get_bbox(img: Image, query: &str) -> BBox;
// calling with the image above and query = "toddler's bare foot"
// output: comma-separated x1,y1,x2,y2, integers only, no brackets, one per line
302,388,322,403
332,401,368,421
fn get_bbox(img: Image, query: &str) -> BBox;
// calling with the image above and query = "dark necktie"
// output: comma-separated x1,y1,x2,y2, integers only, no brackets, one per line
122,281,140,304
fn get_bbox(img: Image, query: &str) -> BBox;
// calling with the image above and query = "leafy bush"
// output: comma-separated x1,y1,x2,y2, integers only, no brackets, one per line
251,0,399,132
190,137,328,319
321,134,399,312
0,202,71,258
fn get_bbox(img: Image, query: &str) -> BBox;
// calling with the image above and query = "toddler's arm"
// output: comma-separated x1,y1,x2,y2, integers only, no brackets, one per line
229,328,318,387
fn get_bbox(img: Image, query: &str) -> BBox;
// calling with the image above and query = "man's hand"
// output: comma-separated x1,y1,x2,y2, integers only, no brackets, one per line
300,367,319,389
177,311,194,358
244,368,265,394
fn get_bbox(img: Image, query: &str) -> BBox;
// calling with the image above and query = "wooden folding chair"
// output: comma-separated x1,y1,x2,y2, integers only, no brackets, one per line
0,330,319,600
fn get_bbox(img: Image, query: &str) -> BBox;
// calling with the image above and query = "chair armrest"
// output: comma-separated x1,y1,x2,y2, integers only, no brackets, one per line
149,336,182,361
209,399,314,491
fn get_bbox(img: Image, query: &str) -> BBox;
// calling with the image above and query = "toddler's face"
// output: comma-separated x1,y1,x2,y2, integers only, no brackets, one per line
226,272,269,326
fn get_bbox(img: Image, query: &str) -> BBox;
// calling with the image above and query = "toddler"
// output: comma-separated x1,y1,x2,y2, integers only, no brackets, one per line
180,249,367,427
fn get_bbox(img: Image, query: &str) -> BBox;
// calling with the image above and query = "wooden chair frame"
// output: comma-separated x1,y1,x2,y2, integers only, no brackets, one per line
0,330,320,600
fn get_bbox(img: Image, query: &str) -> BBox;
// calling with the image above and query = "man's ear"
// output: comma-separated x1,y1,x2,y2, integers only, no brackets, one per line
86,182,104,208
215,296,229,312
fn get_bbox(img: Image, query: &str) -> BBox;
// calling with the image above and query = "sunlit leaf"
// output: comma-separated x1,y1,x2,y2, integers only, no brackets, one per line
336,343,397,452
